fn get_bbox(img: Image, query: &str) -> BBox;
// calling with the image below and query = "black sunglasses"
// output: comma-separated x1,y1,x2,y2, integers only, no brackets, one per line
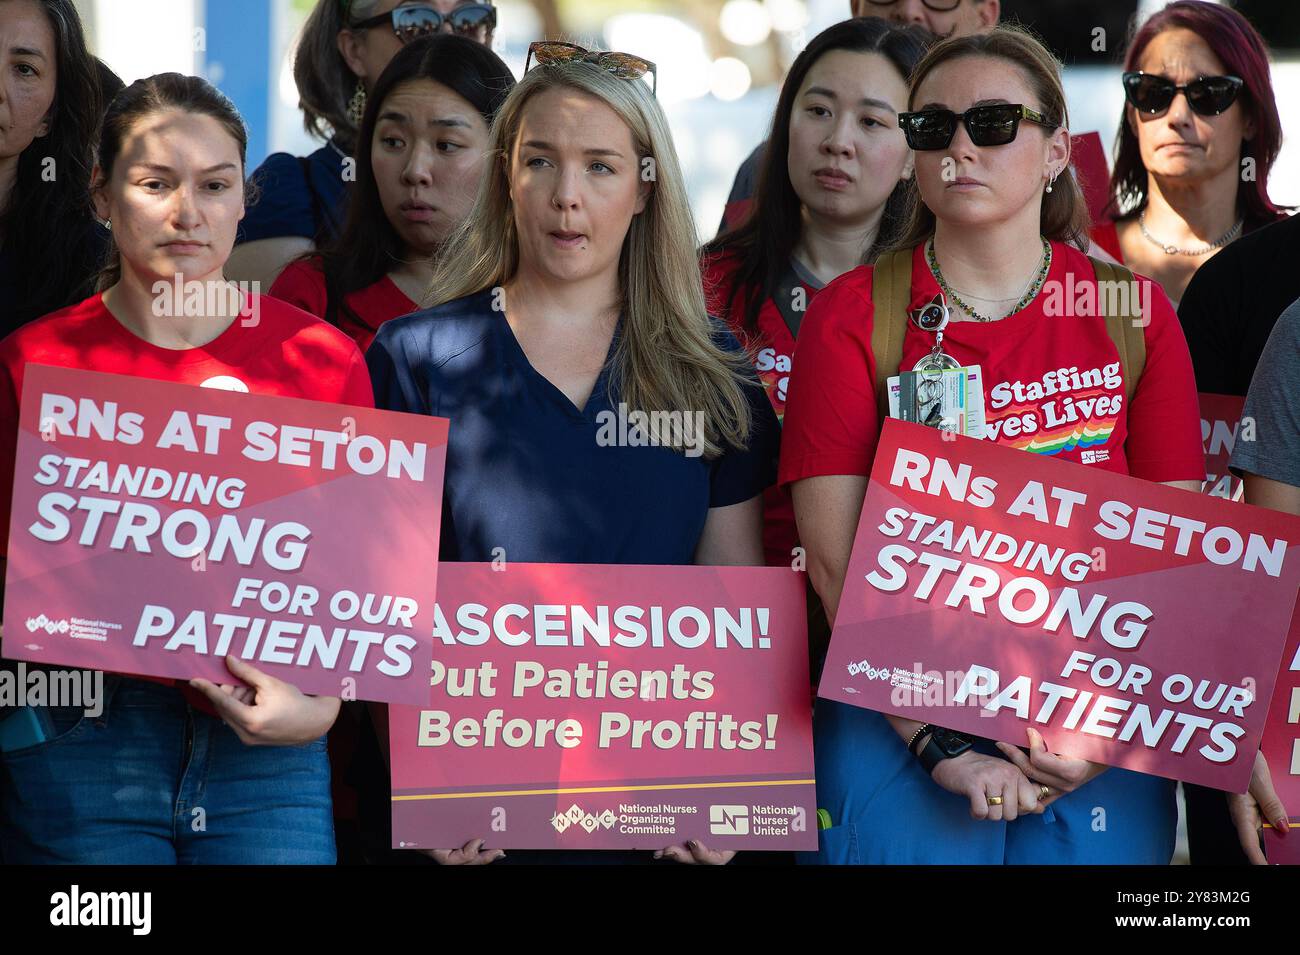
866,0,961,10
525,41,657,97
898,104,1057,151
351,3,496,42
1122,72,1243,117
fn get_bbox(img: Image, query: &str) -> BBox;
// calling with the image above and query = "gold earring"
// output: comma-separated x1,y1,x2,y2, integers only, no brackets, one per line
347,80,367,125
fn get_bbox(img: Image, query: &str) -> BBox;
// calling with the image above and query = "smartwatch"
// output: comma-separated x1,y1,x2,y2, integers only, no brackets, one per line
915,726,974,776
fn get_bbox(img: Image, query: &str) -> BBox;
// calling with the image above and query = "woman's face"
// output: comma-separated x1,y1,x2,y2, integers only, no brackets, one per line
911,55,1068,231
342,0,495,89
787,49,912,226
0,0,57,166
508,87,649,289
94,109,245,287
371,78,490,254
1128,27,1252,188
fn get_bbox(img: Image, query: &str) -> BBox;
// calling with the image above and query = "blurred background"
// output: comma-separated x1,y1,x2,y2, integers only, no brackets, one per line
75,0,1300,239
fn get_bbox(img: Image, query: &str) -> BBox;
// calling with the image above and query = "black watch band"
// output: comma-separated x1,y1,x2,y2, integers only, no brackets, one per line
915,726,974,775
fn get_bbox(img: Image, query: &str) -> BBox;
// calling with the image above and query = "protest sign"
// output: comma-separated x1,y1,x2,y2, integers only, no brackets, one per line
1261,607,1300,862
1199,393,1247,500
819,419,1300,791
389,562,816,851
4,365,447,704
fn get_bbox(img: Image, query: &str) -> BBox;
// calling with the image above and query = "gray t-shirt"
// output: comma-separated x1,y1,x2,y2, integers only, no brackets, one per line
1230,295,1300,484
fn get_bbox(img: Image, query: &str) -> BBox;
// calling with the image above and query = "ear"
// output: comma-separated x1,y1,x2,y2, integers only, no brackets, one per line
36,111,52,139
978,0,1001,29
900,153,915,182
1242,115,1257,141
634,170,652,215
90,165,110,222
1125,103,1139,140
335,27,368,84
1048,125,1071,179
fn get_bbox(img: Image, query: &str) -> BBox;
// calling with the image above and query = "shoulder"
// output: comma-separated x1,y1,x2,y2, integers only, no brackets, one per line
810,263,875,317
370,289,499,367
253,293,362,363
0,294,104,358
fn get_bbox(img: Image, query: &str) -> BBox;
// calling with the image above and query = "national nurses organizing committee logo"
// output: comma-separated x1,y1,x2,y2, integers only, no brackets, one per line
550,804,616,834
26,614,70,636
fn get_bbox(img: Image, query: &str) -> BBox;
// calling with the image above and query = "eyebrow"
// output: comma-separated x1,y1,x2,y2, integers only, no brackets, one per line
378,111,474,129
804,86,897,111
918,97,1013,111
130,162,239,174
521,140,627,159
11,46,48,60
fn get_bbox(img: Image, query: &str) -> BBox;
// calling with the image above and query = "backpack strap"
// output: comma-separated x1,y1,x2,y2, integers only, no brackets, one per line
1088,256,1146,404
869,247,915,417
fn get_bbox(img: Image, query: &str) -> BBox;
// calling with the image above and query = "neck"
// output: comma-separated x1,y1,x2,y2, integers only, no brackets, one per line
389,247,438,298
505,261,621,329
1143,167,1242,245
793,206,883,285
104,265,239,349
931,205,1047,302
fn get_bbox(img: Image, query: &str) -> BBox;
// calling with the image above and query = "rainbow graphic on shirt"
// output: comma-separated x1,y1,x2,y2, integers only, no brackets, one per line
1011,415,1118,456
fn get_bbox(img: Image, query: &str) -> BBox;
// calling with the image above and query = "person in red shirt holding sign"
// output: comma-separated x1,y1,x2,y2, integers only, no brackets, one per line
781,27,1204,864
270,34,515,351
0,74,371,864
703,18,928,572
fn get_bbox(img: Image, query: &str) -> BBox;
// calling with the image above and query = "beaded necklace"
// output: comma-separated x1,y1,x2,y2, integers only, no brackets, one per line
925,237,1052,323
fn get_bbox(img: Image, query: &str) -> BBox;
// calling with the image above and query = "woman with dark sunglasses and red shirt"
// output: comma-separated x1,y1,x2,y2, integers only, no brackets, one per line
1096,1,1287,307
226,1,498,291
781,26,1205,864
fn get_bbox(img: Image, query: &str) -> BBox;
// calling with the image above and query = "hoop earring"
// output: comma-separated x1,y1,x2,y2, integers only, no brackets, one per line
347,80,367,126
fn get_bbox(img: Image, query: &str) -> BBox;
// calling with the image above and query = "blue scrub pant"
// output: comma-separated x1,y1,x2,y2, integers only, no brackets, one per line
801,700,1177,865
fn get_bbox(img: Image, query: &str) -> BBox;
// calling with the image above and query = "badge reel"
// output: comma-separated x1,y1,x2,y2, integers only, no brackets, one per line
910,294,960,409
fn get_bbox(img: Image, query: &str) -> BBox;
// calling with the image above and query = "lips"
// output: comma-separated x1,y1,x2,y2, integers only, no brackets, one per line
401,200,437,222
549,230,586,248
813,167,853,188
947,177,985,189
161,240,206,253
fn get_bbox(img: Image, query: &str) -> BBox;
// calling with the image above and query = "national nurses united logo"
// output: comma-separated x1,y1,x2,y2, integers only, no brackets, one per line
550,804,616,834
985,363,1123,459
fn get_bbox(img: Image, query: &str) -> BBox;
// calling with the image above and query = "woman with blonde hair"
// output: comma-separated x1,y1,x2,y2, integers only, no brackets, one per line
366,43,780,865
781,25,1204,864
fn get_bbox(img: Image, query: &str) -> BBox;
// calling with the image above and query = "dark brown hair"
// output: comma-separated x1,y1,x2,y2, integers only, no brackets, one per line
95,73,249,289
891,24,1090,253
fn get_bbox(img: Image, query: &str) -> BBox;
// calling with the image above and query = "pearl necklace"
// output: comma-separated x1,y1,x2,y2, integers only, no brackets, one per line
926,238,1052,323
1139,210,1242,256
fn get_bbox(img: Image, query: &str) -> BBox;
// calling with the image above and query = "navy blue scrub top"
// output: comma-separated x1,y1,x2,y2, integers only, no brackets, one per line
365,289,780,564
237,139,350,245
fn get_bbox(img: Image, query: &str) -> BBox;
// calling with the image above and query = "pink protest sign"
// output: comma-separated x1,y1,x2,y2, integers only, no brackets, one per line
819,419,1300,792
1261,607,1300,862
1199,393,1246,500
3,364,447,704
389,562,816,851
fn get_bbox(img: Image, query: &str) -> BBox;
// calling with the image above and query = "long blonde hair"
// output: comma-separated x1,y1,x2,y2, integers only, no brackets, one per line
426,59,753,459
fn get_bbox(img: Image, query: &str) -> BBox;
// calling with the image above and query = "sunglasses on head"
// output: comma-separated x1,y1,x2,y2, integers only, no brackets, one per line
1121,72,1243,117
898,104,1057,151
350,3,497,42
525,41,657,97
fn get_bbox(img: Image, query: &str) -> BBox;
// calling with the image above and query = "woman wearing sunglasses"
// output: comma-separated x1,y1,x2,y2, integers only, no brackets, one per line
367,42,779,865
226,1,497,291
1100,0,1286,307
270,34,514,351
781,26,1204,864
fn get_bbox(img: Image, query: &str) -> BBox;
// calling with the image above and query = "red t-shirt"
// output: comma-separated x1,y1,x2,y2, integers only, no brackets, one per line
703,251,822,567
0,292,374,706
779,241,1204,487
270,258,418,353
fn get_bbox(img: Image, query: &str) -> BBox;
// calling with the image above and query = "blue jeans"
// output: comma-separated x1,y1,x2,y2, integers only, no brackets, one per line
0,677,335,864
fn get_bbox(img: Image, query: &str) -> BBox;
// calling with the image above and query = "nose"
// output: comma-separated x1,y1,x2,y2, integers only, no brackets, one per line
1164,88,1195,125
947,118,980,163
821,114,856,159
551,163,581,211
171,184,201,230
403,140,435,187
889,0,930,25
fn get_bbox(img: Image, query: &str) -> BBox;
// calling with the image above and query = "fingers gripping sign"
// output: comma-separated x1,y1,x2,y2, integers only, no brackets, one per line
189,654,341,746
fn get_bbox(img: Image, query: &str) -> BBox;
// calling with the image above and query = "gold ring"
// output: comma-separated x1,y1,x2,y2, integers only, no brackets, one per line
986,795,1004,806
1039,785,1051,799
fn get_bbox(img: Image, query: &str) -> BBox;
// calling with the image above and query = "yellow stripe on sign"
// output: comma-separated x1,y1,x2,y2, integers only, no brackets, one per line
392,778,817,802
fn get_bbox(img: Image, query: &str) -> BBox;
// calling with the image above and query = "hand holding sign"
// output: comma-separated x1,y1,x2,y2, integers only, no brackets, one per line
189,654,340,746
